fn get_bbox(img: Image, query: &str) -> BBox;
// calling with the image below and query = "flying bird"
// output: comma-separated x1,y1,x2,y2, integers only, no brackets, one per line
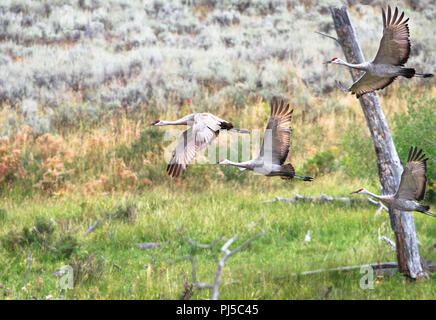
150,113,248,177
325,6,433,98
217,99,313,181
351,146,435,217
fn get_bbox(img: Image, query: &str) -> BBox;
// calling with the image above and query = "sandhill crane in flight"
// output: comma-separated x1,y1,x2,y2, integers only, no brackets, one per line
149,113,248,177
351,146,435,217
217,99,313,181
325,6,433,98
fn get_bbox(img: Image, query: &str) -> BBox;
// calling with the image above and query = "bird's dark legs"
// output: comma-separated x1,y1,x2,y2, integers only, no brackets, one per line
421,210,436,218
294,174,314,181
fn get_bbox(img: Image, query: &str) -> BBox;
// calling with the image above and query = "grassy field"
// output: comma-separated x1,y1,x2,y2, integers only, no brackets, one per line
1,173,435,300
0,83,434,300
0,0,435,300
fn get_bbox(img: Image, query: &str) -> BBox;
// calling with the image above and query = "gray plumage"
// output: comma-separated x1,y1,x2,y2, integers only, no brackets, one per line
351,146,435,218
326,6,433,98
150,113,248,177
218,98,313,181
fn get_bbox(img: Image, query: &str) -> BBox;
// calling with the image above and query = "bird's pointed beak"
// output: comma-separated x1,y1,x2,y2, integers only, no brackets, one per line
216,158,226,165
323,60,332,65
350,190,359,194
148,123,155,126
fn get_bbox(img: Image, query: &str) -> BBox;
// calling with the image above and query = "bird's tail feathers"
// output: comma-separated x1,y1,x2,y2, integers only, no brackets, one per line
219,121,234,130
280,163,295,180
414,73,434,78
335,80,349,92
399,68,415,78
284,163,314,181
400,68,434,79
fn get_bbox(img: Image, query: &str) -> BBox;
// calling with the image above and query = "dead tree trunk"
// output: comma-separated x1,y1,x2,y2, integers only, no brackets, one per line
329,6,424,279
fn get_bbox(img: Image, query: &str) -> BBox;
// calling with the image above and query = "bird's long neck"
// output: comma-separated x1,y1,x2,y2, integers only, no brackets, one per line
164,114,196,126
224,160,253,169
338,60,369,71
363,190,382,199
160,119,189,126
363,190,392,202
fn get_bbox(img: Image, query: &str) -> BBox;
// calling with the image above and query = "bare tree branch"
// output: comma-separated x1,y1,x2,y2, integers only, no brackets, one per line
295,262,398,276
135,242,168,250
284,261,435,278
263,193,390,217
220,236,239,255
166,255,192,265
263,192,384,207
378,228,396,251
258,260,435,285
84,218,100,237
169,223,265,300
211,230,265,300
287,262,398,278
263,192,352,203
315,31,339,43
186,236,223,249
381,236,396,250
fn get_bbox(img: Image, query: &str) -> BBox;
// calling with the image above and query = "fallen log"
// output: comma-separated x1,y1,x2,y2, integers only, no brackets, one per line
263,193,388,213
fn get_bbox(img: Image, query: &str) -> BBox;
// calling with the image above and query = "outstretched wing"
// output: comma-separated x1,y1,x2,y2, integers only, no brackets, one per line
166,114,220,178
258,99,293,165
373,6,410,66
166,127,198,178
192,113,221,152
348,73,397,98
395,146,428,201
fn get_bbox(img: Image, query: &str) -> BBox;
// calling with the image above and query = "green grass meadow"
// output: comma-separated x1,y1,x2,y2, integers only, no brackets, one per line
1,173,434,300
